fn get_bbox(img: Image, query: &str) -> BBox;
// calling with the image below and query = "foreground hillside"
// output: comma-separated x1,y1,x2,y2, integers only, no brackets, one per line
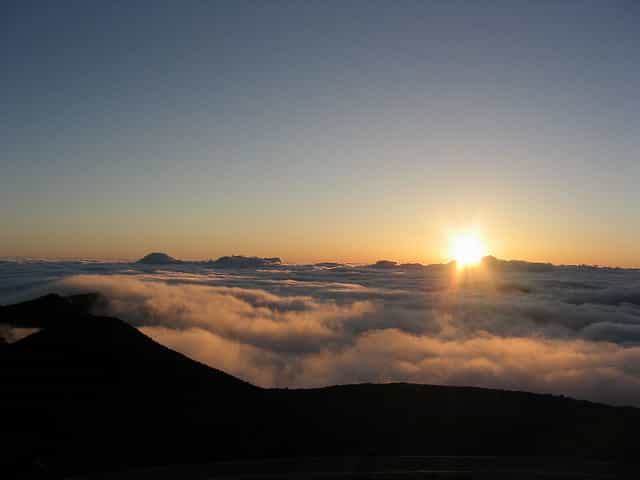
1,294,639,478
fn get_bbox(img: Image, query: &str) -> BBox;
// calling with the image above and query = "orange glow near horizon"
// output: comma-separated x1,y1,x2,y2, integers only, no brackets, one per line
4,222,639,268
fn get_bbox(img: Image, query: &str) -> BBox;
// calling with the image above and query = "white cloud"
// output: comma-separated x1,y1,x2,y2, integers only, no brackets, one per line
3,259,640,405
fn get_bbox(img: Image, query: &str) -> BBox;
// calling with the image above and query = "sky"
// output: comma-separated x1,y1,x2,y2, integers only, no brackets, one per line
2,1,639,266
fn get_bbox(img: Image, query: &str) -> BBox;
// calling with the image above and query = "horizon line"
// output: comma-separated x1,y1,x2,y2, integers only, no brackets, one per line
1,253,638,271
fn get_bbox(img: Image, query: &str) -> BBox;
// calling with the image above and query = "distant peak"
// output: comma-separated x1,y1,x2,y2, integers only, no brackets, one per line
367,260,398,269
136,252,182,264
207,255,282,269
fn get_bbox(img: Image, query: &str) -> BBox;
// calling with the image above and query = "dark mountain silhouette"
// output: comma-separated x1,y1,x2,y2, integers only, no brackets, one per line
132,252,633,274
361,256,631,273
136,252,182,264
206,255,282,268
314,262,345,268
481,255,554,272
1,295,639,478
365,260,399,269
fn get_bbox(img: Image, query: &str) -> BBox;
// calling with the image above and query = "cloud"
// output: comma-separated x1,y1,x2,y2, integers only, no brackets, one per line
0,324,40,343
299,330,640,406
580,322,640,345
139,324,640,406
3,259,640,405
58,274,376,354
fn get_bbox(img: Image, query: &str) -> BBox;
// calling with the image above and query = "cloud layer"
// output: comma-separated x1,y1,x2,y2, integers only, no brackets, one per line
2,259,640,406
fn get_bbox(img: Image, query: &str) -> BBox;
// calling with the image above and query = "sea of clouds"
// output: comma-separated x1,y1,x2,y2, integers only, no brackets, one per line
2,258,640,406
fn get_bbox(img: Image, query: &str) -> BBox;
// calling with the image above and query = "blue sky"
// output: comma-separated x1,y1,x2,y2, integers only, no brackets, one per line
2,1,639,265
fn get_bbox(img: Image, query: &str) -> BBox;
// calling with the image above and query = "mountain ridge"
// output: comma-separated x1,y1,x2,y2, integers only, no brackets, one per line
131,252,635,271
1,294,639,477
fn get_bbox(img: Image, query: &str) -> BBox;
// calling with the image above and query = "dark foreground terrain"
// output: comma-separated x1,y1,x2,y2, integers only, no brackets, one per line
2,294,639,478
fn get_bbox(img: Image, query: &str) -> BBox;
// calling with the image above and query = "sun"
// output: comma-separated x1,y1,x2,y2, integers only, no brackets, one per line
451,232,487,268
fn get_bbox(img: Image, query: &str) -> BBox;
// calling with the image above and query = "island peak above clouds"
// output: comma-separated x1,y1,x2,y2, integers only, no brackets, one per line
136,252,182,265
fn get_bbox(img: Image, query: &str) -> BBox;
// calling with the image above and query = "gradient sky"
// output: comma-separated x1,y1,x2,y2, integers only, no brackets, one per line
2,1,639,265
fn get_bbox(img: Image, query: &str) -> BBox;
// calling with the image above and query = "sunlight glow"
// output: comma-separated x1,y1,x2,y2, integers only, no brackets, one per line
451,232,487,268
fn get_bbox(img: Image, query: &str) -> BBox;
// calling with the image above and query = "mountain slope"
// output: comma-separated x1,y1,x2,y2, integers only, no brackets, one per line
1,294,639,477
